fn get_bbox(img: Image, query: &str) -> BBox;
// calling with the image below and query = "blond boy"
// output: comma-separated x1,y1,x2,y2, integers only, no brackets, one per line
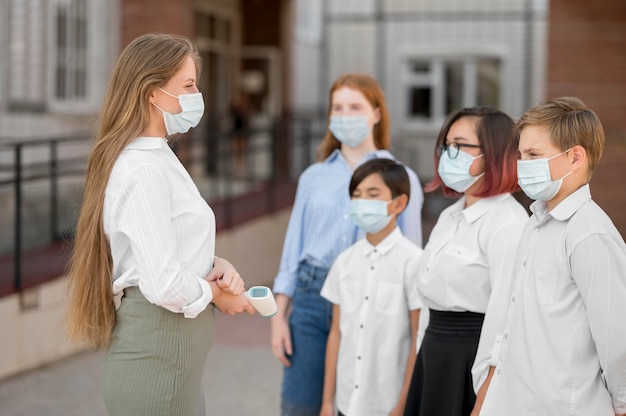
475,97,626,415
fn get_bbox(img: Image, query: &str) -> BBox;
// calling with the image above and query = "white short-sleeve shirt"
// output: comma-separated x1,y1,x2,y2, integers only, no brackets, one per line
103,137,215,318
321,227,423,415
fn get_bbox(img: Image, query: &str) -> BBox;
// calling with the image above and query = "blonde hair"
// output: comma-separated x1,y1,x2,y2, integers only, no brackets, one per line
516,96,605,179
317,73,390,161
66,34,201,349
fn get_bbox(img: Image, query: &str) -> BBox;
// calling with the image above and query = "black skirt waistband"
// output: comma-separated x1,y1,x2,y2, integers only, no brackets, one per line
428,310,485,334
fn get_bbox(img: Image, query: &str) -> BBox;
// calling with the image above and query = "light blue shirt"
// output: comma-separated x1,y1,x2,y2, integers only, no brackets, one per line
273,149,423,297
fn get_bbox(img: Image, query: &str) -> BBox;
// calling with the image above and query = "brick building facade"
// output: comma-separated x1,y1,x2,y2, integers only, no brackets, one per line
547,0,626,235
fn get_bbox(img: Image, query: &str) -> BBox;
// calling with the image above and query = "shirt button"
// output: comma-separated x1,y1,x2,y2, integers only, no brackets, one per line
496,369,501,375
511,295,516,302
522,260,527,266
355,385,359,389
370,266,374,270
357,356,361,360
344,214,348,219
504,333,509,339
360,324,364,329
374,249,377,253
365,296,369,300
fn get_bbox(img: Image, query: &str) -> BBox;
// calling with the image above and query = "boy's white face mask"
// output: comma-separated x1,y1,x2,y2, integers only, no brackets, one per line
349,199,394,234
517,148,572,201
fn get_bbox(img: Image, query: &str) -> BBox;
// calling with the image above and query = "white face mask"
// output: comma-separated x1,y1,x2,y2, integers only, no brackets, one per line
517,148,572,201
349,199,393,234
329,115,372,148
438,148,484,193
152,88,204,135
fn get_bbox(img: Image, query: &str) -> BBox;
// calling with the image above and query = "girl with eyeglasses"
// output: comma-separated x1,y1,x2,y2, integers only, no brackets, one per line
403,107,528,416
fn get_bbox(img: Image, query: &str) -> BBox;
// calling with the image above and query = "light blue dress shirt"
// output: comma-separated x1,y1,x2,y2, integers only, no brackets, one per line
273,149,423,297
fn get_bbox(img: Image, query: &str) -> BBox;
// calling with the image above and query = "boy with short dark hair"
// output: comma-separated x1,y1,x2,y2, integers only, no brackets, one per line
475,97,626,415
320,158,423,416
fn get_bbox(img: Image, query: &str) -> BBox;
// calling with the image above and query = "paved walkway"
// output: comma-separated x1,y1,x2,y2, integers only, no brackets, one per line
0,310,283,416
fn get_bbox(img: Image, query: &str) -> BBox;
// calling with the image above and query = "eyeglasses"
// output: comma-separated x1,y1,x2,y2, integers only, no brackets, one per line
436,142,482,159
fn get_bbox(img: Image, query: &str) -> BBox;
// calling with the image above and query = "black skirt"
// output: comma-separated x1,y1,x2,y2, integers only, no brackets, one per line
404,310,485,416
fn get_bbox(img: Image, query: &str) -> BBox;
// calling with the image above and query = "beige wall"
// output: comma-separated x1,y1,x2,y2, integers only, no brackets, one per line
0,208,291,381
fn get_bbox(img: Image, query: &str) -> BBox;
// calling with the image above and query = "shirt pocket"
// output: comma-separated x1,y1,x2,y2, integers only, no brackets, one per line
375,282,403,316
525,264,561,306
442,243,479,264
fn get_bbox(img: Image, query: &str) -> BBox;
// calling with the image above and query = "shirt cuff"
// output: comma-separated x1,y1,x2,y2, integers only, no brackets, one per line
180,277,213,318
489,334,504,366
613,399,626,414
272,272,296,298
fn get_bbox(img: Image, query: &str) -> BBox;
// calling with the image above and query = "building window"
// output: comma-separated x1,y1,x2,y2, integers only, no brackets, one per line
404,57,501,127
54,0,88,101
295,0,322,43
47,0,109,113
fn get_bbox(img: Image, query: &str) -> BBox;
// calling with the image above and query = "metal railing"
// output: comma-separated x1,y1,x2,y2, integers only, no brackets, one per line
0,113,325,294
0,134,90,291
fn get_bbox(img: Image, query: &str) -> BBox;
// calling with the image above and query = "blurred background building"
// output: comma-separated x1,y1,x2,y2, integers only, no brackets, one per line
0,0,624,381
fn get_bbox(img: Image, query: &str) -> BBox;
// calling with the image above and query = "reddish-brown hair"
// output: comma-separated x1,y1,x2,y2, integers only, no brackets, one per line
427,107,519,198
316,73,390,161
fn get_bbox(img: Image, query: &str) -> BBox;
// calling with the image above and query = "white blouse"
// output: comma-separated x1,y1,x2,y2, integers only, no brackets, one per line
417,194,528,391
103,137,215,318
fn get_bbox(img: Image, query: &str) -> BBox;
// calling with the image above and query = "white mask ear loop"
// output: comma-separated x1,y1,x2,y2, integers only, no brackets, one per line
152,87,176,113
159,87,178,98
152,102,166,112
548,147,574,180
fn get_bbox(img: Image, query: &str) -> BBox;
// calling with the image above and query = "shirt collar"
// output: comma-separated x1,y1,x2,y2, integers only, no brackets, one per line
530,183,592,222
125,136,168,150
361,226,403,257
325,148,396,167
461,193,510,224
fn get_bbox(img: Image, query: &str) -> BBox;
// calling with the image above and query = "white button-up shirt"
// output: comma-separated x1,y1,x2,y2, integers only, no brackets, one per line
104,137,215,318
418,194,528,392
321,227,423,416
480,184,626,415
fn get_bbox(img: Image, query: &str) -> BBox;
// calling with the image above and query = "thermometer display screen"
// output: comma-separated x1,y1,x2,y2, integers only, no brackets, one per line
251,287,268,298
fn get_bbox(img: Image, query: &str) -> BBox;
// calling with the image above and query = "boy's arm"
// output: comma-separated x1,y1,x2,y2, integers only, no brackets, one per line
321,304,341,416
392,308,421,416
571,233,626,414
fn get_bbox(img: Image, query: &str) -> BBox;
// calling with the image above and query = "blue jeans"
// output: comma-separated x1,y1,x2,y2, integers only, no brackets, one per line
281,262,333,416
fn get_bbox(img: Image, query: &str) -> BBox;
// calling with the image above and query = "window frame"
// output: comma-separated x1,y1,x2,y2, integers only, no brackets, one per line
401,49,505,131
46,0,108,114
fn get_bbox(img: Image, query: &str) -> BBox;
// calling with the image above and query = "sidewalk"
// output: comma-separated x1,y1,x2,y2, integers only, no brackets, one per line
0,310,283,416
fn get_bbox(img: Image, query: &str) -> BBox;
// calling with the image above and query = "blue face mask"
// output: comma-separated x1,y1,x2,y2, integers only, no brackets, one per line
329,115,371,148
517,149,572,201
153,88,205,135
349,199,393,234
437,149,484,193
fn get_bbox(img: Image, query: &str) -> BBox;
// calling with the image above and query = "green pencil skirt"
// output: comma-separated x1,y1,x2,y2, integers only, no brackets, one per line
103,286,214,416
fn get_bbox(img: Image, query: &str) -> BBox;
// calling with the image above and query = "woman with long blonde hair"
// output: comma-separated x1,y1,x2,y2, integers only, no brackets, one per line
270,73,424,415
66,33,253,416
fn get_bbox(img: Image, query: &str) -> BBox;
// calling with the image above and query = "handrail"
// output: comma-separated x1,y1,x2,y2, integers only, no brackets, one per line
0,134,90,292
0,114,324,295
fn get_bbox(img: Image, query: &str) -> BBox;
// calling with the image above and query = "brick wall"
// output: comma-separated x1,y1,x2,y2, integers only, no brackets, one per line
122,0,195,46
548,0,626,236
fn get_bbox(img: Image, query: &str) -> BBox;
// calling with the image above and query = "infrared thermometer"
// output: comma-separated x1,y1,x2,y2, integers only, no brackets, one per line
245,286,278,317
